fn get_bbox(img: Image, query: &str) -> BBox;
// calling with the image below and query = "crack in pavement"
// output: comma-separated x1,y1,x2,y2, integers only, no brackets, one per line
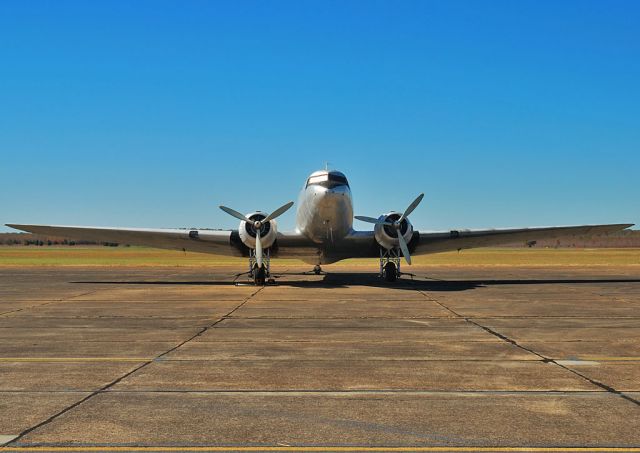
6,286,265,446
418,290,640,408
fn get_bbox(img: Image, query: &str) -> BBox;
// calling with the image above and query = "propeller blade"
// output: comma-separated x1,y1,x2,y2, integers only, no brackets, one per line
399,193,424,223
263,201,294,223
355,216,393,226
255,228,263,268
219,205,250,222
397,231,411,265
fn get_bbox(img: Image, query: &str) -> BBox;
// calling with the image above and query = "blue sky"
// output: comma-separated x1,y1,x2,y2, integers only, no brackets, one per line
1,0,638,232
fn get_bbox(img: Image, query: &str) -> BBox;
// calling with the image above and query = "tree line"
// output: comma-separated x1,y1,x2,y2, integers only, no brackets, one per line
0,233,119,246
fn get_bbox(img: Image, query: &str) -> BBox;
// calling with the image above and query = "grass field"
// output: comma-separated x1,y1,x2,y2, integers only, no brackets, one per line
0,246,639,267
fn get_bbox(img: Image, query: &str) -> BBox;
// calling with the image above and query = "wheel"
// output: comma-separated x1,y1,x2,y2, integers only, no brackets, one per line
384,262,397,282
313,265,322,275
254,265,266,286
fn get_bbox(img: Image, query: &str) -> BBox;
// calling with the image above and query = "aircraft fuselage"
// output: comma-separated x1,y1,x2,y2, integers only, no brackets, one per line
296,170,354,245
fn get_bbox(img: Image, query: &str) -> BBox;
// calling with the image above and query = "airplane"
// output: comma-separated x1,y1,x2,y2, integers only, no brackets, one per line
6,169,634,285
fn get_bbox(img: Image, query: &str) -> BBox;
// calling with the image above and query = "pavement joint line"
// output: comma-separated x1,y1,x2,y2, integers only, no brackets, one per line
0,358,149,362
0,358,554,363
545,359,640,408
5,286,265,447
214,315,640,319
3,447,640,452
470,318,640,408
3,316,230,320
0,300,76,318
0,288,106,318
89,388,623,396
464,321,640,407
574,356,640,361
94,390,615,395
521,339,639,343
417,290,640,408
105,358,550,362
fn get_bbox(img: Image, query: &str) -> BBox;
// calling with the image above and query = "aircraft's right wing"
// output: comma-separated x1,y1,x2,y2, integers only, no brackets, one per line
412,223,634,255
5,223,321,260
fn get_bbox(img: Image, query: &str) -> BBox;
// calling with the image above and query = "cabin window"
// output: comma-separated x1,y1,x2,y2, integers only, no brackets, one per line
307,174,329,186
329,174,348,185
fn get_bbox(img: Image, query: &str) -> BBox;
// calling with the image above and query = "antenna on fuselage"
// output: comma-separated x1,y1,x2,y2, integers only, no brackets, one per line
324,161,331,171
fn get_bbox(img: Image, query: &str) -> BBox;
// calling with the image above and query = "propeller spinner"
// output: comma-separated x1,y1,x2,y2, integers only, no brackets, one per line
355,193,424,265
219,201,294,269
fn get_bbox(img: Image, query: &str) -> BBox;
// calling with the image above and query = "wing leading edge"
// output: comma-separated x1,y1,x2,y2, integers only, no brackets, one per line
413,223,634,255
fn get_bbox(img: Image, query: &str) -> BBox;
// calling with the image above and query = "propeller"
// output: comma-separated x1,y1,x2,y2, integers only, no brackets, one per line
355,193,424,265
219,201,294,268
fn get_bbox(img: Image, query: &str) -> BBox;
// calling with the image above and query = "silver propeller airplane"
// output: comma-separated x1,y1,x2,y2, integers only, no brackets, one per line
7,169,634,285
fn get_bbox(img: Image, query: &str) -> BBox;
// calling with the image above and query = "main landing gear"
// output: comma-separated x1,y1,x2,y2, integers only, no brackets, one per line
249,248,271,286
379,248,401,282
301,264,325,276
253,265,267,286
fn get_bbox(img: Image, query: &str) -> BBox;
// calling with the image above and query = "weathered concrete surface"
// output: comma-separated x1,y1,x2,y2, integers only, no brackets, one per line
14,392,640,447
163,338,534,360
0,392,90,435
0,265,639,449
110,359,593,391
0,362,145,391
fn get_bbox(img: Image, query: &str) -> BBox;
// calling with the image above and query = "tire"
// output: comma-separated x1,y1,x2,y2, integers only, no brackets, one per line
384,262,397,282
254,265,266,286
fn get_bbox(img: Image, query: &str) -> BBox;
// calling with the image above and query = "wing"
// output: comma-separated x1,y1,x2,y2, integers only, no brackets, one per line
413,223,634,255
5,224,243,256
329,224,634,261
5,223,322,259
272,231,319,260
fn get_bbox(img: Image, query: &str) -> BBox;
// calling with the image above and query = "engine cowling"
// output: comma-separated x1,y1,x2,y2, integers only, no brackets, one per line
374,212,414,250
238,212,278,249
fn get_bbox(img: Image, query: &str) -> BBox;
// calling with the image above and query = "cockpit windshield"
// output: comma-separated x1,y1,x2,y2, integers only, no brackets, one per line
306,172,349,189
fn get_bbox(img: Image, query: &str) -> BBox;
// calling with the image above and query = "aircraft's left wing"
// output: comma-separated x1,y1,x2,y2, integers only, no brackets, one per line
335,223,634,261
412,223,634,255
5,224,242,256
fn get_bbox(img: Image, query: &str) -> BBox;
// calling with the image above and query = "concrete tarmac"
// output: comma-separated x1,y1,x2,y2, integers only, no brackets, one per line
1,265,640,451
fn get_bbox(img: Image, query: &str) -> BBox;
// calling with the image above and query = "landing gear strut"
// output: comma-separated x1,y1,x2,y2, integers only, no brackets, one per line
380,248,401,282
249,248,270,285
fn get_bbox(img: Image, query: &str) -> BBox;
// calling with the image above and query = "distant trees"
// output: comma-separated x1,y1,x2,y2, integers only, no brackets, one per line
0,233,98,246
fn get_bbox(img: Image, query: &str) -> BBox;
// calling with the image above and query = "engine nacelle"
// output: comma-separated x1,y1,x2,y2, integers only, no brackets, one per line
238,212,278,249
374,212,414,250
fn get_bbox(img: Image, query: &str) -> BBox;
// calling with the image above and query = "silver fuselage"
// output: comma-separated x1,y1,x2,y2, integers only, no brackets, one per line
296,183,353,244
281,170,375,265
295,170,354,243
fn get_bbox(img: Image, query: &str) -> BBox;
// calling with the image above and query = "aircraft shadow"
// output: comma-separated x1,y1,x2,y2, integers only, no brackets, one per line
274,274,640,291
71,274,640,292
